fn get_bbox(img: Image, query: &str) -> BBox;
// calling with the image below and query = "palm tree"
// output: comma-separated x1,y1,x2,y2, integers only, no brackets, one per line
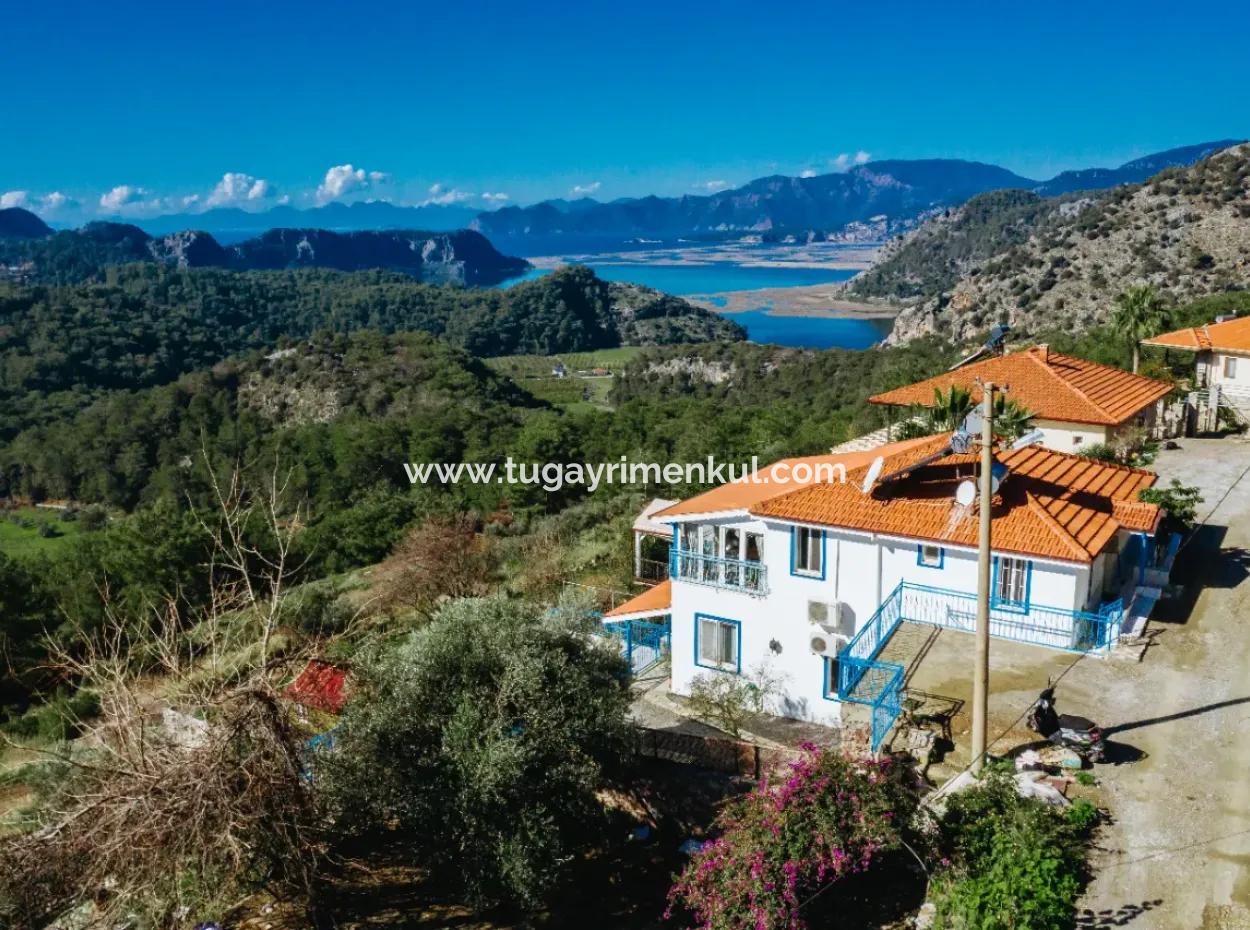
1111,284,1168,373
929,385,975,431
993,395,1034,442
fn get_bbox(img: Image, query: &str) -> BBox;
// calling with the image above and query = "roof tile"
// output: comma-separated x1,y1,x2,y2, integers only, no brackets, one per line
1143,315,1250,354
869,346,1173,425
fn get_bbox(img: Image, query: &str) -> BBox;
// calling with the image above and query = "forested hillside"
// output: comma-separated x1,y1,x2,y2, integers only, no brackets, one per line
0,263,742,438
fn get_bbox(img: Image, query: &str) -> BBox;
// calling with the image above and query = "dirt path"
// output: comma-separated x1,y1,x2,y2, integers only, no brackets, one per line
1072,438,1250,929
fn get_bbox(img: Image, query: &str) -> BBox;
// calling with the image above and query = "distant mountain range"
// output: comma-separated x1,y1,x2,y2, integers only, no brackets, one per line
131,199,482,238
1032,140,1241,197
29,140,1231,252
0,215,529,286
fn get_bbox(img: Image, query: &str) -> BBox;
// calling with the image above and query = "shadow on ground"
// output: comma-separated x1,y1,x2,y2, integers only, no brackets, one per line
1075,898,1165,928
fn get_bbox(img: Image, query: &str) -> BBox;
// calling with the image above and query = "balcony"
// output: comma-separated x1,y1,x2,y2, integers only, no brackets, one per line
669,548,768,595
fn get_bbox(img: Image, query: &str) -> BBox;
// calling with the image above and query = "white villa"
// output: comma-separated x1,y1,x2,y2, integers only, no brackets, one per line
1143,314,1250,424
605,435,1163,742
869,345,1175,453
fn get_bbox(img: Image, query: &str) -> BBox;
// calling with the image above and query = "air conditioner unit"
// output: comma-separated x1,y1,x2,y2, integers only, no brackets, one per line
809,627,848,658
809,600,852,637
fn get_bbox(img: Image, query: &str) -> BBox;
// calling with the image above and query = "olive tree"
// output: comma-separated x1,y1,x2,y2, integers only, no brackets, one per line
318,595,632,910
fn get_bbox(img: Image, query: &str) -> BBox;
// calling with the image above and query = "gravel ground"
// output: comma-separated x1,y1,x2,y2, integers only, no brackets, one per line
1072,437,1250,929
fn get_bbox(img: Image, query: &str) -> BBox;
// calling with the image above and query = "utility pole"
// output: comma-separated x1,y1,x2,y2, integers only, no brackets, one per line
971,382,995,774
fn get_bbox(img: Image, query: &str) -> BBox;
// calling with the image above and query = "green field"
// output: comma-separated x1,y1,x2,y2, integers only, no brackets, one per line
0,507,90,557
486,347,644,410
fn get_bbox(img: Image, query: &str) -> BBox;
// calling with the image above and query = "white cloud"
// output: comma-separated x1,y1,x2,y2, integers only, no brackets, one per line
99,185,149,211
421,183,475,206
205,172,274,208
570,181,601,196
829,151,872,172
42,191,70,212
698,179,729,193
799,169,818,178
315,164,387,203
481,191,510,203
1,190,30,209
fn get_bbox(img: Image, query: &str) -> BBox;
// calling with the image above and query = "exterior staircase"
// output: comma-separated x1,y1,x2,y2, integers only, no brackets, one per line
830,417,924,454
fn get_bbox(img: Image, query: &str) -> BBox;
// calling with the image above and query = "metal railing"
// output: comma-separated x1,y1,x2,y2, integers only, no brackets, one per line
836,581,1126,752
636,557,670,584
601,617,671,674
669,548,768,595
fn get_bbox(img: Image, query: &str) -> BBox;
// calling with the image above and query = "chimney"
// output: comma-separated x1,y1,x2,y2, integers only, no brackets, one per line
1035,343,1050,363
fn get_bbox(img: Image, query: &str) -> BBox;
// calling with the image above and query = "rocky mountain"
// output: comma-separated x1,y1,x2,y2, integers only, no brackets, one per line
474,160,1037,244
0,207,54,239
0,222,529,286
1034,140,1243,197
876,143,1250,345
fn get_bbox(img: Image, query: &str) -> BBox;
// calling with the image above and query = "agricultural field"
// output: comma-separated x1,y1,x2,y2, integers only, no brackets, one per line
0,506,93,557
485,347,644,410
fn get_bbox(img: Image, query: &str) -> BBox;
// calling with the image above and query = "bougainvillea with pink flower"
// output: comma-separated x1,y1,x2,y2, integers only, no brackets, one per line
666,745,919,930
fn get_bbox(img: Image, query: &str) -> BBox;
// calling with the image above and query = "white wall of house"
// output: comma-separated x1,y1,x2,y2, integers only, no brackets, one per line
1207,352,1250,394
666,513,1095,726
1032,418,1110,453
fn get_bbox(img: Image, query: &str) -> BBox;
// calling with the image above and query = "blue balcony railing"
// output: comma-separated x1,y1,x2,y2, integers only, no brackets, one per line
669,548,768,595
837,581,1126,753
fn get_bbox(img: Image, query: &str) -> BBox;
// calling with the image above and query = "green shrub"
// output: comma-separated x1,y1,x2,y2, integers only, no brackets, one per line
318,596,632,911
931,772,1097,930
3,688,100,742
1139,479,1203,533
1076,443,1118,463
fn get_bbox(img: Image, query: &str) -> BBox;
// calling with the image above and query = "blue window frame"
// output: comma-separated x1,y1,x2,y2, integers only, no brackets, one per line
991,555,1032,613
790,526,826,579
694,613,741,674
821,654,840,702
916,543,945,569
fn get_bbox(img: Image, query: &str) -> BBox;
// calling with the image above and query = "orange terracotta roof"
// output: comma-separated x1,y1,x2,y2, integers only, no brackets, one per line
868,346,1172,425
1142,315,1250,354
604,579,672,620
652,437,937,520
750,437,1159,563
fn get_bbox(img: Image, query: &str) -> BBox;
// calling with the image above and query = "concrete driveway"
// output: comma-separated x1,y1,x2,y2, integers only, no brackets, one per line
888,437,1250,929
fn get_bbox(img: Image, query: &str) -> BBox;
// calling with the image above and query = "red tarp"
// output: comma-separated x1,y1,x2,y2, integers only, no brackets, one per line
285,660,349,714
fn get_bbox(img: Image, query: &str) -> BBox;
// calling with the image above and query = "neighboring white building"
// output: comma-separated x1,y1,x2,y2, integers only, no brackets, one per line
1143,314,1250,399
869,345,1175,453
605,435,1161,732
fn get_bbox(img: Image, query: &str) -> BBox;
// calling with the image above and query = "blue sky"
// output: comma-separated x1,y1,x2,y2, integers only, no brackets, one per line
2,0,1247,219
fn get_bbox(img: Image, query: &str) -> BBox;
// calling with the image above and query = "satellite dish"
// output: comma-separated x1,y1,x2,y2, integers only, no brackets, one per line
861,456,885,494
990,461,1010,494
955,479,976,507
960,408,984,437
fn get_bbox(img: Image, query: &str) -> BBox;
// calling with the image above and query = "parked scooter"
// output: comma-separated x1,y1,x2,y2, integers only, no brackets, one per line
1026,687,1106,763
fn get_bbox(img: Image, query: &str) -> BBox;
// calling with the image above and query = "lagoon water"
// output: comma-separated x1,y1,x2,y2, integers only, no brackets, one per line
504,261,855,294
502,262,883,350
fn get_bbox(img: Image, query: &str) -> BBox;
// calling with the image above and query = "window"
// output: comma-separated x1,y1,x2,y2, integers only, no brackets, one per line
1072,435,1084,447
823,655,840,700
917,544,944,568
994,556,1030,610
696,615,739,672
792,527,824,577
1225,356,1238,379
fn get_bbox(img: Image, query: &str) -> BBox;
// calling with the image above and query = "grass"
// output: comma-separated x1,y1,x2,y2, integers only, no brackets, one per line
485,348,644,410
0,507,90,557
